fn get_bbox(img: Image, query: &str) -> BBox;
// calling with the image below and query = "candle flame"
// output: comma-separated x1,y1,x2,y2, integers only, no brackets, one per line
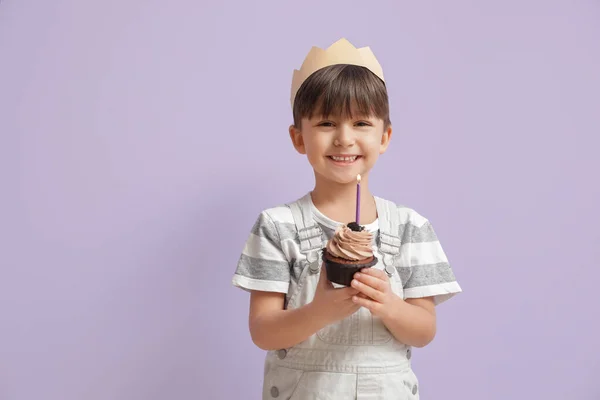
357,174,361,183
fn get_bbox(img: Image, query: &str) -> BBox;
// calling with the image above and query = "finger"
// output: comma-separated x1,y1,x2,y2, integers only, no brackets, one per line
351,278,384,302
352,294,382,314
358,267,389,282
354,271,389,293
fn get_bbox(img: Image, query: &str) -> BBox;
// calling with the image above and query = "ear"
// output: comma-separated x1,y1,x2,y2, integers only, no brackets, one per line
379,125,393,154
289,124,306,154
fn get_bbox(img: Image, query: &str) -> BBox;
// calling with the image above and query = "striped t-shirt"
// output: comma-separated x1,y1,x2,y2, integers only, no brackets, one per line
232,194,461,305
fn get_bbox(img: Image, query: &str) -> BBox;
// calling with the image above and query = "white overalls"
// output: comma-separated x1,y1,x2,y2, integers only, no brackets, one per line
262,194,420,400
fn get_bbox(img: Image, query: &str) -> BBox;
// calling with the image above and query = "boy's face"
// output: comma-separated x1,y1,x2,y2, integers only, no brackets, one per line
289,112,392,185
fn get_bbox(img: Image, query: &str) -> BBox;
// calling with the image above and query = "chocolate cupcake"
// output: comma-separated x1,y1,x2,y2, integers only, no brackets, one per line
322,222,378,286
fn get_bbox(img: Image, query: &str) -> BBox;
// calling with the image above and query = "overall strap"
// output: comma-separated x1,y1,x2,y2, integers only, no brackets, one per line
287,193,324,264
374,197,403,276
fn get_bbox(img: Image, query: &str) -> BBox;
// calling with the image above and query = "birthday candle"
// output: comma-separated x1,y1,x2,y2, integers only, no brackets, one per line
356,174,361,223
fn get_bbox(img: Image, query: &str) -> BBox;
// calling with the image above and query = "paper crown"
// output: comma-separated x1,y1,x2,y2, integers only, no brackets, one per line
290,38,385,108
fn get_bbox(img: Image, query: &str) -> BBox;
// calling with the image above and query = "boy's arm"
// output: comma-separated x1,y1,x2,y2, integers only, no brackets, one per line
248,291,328,351
351,268,437,348
381,296,437,348
248,266,361,351
376,215,460,347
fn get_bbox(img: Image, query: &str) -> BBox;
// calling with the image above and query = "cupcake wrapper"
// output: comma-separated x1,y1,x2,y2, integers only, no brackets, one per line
321,249,378,286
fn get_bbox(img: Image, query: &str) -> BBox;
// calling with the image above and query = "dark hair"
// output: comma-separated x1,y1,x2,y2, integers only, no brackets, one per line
292,64,391,129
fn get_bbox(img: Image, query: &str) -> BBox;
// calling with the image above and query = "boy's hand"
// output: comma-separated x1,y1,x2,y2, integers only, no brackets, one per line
350,268,401,319
310,264,361,325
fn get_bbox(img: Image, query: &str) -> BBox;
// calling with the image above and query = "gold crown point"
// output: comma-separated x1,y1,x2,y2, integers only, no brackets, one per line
298,47,327,71
327,38,356,51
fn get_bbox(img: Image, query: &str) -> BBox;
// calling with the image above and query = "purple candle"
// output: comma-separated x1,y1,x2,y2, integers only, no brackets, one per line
356,174,361,224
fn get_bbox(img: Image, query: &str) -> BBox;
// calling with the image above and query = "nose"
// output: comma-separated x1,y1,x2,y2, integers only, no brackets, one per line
334,124,355,147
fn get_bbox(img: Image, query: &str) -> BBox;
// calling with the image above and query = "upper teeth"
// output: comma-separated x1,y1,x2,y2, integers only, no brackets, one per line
331,156,358,161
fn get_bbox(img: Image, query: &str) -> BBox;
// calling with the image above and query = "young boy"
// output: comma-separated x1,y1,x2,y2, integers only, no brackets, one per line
232,38,462,399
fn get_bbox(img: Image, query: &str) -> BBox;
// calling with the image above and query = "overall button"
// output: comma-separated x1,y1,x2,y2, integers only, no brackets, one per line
406,348,412,360
385,264,395,277
277,349,287,359
270,386,279,398
412,384,418,395
309,262,320,274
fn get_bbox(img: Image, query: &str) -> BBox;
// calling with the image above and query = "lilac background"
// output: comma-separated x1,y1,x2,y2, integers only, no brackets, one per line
1,1,599,399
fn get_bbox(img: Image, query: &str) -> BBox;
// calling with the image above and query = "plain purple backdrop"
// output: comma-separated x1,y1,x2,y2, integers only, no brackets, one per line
1,1,599,399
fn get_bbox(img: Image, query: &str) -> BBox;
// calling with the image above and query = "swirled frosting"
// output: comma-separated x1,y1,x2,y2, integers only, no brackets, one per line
326,225,373,260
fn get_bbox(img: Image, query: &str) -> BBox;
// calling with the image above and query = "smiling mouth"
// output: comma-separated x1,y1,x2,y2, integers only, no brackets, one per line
327,155,362,163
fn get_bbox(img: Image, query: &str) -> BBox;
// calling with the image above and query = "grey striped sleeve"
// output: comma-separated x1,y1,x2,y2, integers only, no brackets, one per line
402,218,462,304
231,211,291,293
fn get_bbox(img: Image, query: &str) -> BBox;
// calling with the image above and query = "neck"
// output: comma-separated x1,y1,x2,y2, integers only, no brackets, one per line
310,173,377,225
